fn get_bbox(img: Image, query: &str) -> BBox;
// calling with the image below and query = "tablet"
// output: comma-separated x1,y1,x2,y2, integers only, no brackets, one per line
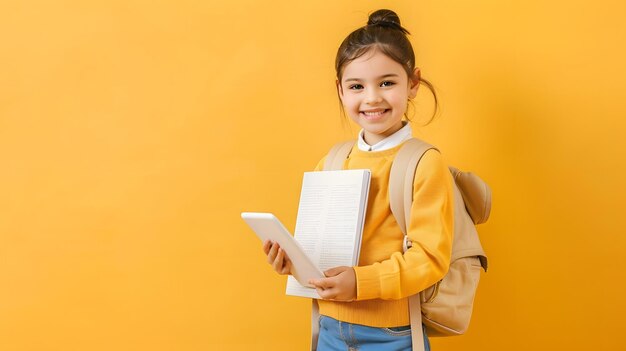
241,212,324,287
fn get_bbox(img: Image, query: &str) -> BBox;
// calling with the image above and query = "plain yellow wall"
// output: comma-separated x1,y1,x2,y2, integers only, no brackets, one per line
1,0,625,350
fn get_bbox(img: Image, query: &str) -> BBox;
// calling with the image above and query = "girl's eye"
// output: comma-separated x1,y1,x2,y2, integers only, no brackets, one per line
349,84,364,90
381,81,396,87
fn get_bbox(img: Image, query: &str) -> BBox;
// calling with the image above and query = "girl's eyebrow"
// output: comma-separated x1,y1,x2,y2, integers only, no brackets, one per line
344,74,399,82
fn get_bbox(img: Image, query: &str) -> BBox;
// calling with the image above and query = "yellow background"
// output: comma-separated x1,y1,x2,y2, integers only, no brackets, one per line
1,0,625,350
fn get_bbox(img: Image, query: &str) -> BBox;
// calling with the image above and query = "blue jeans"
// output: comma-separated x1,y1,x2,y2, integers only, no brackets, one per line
318,315,430,351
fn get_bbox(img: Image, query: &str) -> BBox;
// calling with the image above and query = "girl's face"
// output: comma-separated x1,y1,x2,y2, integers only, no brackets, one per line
337,49,420,145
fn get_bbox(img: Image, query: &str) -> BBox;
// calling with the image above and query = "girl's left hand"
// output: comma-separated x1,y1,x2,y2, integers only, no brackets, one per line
308,266,356,302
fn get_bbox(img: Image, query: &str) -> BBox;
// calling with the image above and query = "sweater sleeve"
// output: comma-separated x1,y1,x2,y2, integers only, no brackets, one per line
353,149,454,301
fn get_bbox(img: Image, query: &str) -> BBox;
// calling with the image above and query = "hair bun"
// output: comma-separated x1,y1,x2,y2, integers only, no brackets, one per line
367,9,409,34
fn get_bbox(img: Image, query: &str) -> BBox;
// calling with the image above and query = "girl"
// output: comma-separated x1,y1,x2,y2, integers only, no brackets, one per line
263,9,453,351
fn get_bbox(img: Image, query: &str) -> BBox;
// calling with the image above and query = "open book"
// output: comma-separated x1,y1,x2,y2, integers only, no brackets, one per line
242,169,371,299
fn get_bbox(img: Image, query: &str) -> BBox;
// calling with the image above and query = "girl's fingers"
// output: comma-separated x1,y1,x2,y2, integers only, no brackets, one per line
324,266,348,277
262,240,271,254
272,247,285,271
275,247,284,265
310,277,333,290
316,286,336,300
264,242,290,274
266,242,279,264
311,277,353,301
278,249,291,274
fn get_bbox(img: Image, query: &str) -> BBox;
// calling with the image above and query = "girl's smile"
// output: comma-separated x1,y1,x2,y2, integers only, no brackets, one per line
361,109,389,121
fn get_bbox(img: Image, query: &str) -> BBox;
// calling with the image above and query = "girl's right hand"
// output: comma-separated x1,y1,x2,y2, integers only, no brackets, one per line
262,239,292,275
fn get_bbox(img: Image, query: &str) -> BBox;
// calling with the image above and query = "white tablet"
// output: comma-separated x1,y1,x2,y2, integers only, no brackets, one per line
241,212,324,287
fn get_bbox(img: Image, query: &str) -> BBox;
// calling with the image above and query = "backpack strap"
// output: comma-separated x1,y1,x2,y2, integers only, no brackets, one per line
311,140,357,351
323,140,355,171
389,138,437,237
310,299,320,351
389,138,438,351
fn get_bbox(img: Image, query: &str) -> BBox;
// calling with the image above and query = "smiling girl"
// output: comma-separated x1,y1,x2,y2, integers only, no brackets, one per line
263,9,453,351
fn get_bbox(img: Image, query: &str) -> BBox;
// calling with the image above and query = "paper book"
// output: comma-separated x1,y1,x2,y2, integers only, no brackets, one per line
287,169,371,298
242,169,371,299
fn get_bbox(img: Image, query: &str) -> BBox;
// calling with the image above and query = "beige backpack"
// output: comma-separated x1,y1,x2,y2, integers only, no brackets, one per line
311,138,491,351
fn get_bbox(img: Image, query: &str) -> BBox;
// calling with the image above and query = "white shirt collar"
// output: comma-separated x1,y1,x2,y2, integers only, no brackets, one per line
357,122,413,152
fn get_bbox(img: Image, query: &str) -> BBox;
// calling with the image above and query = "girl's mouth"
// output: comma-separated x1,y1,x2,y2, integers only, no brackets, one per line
361,109,389,120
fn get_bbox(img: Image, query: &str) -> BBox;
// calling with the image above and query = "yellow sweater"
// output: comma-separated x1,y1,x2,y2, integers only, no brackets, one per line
314,141,454,327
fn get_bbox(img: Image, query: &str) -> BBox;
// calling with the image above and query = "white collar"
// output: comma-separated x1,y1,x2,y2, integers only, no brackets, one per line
357,122,413,152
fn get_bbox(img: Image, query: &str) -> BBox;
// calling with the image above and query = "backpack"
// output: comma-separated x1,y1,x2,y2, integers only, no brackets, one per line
310,138,491,351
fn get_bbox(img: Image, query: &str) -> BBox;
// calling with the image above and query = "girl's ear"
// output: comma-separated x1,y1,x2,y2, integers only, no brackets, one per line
408,68,421,99
336,79,344,100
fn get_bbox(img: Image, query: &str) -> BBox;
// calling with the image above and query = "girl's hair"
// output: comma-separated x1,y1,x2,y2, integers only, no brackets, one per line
335,9,439,124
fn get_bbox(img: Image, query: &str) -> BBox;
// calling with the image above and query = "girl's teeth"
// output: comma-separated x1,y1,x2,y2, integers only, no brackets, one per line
364,110,385,116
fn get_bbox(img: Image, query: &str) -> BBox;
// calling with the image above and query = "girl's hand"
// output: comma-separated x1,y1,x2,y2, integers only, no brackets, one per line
262,240,292,275
308,266,356,302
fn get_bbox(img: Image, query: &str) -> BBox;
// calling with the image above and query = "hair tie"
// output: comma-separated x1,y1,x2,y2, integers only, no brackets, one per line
367,20,404,33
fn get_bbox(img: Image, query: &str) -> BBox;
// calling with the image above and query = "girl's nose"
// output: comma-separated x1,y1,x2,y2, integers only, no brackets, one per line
364,88,383,104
